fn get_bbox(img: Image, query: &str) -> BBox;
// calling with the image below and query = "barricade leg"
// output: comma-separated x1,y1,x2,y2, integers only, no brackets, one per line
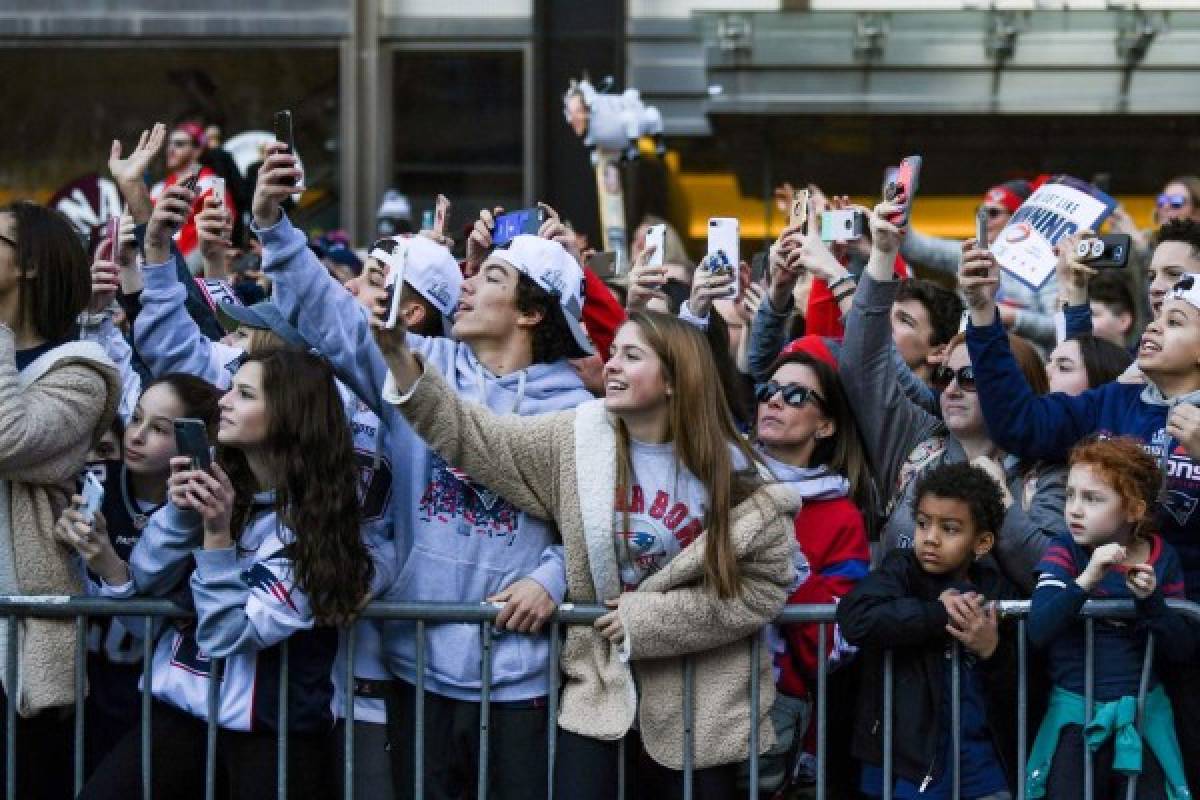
277,639,289,800
74,614,86,797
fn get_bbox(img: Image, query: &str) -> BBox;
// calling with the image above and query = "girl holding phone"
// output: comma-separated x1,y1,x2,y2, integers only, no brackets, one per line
373,309,797,799
81,349,374,800
56,373,222,774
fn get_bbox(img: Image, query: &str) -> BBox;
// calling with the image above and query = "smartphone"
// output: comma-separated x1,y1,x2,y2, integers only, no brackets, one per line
434,194,451,237
884,155,923,227
421,210,435,231
587,251,618,279
179,165,201,193
751,251,770,284
273,110,296,187
173,418,212,471
383,243,409,329
975,207,990,249
819,210,866,243
706,217,740,298
789,189,811,234
644,223,666,268
212,177,226,209
492,208,546,247
80,471,105,524
1075,234,1132,269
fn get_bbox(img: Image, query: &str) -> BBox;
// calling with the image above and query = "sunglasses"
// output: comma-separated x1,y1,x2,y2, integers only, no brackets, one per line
168,138,195,149
978,206,1008,219
754,381,826,410
1157,193,1189,210
932,365,976,392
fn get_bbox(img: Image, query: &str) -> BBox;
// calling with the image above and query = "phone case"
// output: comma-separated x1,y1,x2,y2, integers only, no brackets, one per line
212,177,226,208
886,155,922,227
384,243,409,329
976,208,990,249
707,218,740,298
645,224,666,268
434,195,450,236
789,190,811,233
80,472,105,523
273,110,296,187
174,419,212,471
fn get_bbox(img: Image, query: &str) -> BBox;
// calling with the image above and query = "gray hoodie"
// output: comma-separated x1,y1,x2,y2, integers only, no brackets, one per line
258,213,593,702
839,272,1068,593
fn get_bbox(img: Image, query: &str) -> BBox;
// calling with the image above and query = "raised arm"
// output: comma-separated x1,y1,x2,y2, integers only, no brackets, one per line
961,241,1106,461
133,185,240,387
838,205,945,495
375,322,569,521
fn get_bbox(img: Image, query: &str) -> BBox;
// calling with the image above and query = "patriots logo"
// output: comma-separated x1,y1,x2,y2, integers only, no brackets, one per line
1160,490,1199,526
618,531,658,552
242,563,298,612
419,453,519,542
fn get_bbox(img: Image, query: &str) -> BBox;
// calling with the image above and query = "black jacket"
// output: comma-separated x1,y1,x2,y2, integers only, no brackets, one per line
837,549,1025,789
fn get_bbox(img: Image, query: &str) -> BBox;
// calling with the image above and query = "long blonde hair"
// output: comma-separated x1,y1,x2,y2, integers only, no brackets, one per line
614,312,761,599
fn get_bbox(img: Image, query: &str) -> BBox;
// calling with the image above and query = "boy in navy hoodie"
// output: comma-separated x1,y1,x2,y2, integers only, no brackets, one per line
839,462,1018,799
961,234,1200,784
251,143,594,799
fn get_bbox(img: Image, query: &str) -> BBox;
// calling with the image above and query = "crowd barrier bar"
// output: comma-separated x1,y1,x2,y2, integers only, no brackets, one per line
0,596,1197,800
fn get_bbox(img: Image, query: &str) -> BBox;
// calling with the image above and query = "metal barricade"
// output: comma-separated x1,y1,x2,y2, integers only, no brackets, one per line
0,595,1196,800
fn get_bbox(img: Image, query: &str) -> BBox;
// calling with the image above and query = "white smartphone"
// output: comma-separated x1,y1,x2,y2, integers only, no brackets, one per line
212,177,226,209
706,217,740,298
383,243,409,330
644,224,666,268
80,471,105,524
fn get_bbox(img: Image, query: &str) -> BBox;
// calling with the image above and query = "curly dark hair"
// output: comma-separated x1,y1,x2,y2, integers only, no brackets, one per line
515,272,584,363
217,349,373,627
1156,218,1200,258
912,461,1006,539
896,278,964,348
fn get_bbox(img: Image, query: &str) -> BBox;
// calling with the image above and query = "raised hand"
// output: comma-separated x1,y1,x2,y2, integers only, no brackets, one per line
251,142,303,229
88,238,121,314
108,123,166,188
958,237,1001,320
144,184,196,265
465,207,504,277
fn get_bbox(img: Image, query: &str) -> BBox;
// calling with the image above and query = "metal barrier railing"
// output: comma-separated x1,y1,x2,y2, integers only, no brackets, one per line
1,595,1197,800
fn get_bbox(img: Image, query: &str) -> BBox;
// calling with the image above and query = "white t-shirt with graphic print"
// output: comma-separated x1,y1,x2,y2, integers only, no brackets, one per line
613,440,710,591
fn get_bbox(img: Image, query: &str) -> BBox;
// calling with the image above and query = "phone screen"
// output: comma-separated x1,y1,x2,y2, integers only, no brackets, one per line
975,208,990,249
173,419,212,471
273,110,296,187
492,209,544,247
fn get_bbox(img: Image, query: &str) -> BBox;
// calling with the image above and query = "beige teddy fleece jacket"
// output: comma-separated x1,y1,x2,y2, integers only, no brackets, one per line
385,360,799,770
0,327,119,716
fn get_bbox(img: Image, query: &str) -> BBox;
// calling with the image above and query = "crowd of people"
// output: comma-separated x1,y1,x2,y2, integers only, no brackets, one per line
2,116,1200,800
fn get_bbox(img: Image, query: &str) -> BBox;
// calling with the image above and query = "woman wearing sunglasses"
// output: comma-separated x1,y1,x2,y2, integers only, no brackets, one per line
839,203,1068,594
744,336,872,796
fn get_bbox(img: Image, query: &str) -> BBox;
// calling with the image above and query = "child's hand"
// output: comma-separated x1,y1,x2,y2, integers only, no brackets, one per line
55,507,129,586
945,594,999,659
1077,542,1127,591
1126,564,1157,599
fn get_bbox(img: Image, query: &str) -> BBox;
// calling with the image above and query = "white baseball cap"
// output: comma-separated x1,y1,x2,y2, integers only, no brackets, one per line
1169,275,1200,314
369,235,462,333
490,235,594,357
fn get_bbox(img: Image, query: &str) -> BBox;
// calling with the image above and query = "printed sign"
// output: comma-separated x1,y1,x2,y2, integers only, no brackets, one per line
990,177,1116,291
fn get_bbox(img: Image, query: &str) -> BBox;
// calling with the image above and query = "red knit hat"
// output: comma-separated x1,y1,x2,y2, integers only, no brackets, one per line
174,121,205,148
982,179,1033,214
780,334,840,370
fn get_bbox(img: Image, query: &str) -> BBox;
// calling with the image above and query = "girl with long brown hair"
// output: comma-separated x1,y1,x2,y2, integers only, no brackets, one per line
374,309,798,799
81,349,374,800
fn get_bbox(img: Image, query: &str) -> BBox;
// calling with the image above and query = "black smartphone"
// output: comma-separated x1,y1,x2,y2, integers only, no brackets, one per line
173,418,212,471
751,251,770,283
492,208,546,247
1075,234,1132,269
273,110,296,187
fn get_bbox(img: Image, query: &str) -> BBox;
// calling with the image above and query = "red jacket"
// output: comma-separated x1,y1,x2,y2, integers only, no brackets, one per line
775,495,870,700
805,254,909,338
